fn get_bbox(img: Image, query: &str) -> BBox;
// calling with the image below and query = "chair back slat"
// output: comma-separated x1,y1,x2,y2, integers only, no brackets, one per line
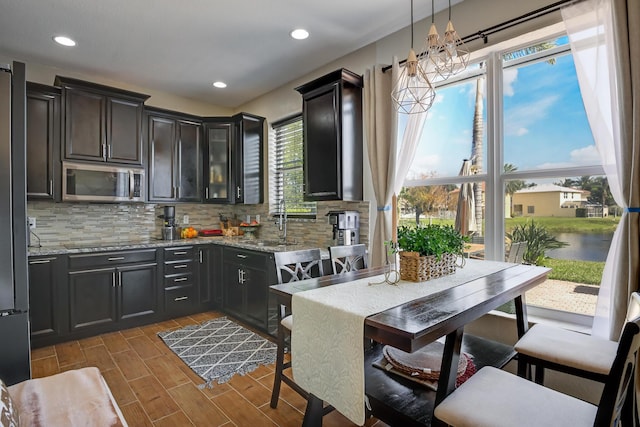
595,315,640,426
274,249,324,284
507,241,527,264
329,244,368,275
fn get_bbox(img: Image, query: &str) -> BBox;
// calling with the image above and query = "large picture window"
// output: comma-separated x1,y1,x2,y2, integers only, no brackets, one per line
399,30,618,321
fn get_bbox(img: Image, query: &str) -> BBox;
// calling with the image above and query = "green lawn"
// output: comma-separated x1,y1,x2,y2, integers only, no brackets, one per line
541,257,604,285
400,215,619,234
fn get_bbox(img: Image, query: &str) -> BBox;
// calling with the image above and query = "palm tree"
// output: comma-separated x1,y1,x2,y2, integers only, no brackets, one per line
469,41,558,234
472,78,484,235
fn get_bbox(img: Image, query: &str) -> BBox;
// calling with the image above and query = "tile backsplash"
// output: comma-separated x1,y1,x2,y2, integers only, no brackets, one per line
27,200,370,249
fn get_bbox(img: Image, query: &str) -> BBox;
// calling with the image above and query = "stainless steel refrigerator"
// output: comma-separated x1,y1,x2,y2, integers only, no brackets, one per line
0,61,30,385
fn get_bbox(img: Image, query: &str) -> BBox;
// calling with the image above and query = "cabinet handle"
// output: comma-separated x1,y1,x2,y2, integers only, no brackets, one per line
112,272,116,288
29,258,54,264
199,250,203,263
236,254,247,259
102,143,107,160
176,186,180,199
174,277,188,282
236,186,241,199
239,269,246,284
118,271,122,287
174,251,188,255
205,187,209,199
174,296,188,302
108,257,125,261
49,179,53,196
108,144,112,159
173,264,188,269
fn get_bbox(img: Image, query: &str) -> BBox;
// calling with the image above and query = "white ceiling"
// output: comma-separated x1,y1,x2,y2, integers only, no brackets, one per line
0,0,457,108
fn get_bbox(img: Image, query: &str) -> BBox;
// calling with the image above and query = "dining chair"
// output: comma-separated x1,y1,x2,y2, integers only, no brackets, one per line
434,313,640,427
328,244,368,275
514,292,640,384
506,241,527,264
270,249,325,409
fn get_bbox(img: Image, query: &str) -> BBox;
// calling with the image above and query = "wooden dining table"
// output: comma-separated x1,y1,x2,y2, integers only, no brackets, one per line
269,260,550,427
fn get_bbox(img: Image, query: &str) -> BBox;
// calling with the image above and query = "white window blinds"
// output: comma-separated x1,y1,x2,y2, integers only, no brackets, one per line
269,115,317,217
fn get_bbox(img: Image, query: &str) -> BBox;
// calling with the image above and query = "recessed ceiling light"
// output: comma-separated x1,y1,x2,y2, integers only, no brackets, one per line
53,36,76,47
212,81,227,88
290,29,309,40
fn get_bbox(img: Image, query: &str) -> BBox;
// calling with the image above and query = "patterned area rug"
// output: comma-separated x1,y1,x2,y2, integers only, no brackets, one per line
158,317,277,387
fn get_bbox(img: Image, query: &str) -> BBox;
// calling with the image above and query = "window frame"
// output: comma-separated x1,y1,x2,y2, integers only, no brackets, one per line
269,114,317,218
400,25,606,323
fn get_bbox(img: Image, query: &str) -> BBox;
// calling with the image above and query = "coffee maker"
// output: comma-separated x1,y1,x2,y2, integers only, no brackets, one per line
327,210,360,246
160,206,178,240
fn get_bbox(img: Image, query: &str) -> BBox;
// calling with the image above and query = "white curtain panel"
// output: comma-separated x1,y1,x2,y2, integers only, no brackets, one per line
562,0,640,339
364,63,396,267
393,61,429,196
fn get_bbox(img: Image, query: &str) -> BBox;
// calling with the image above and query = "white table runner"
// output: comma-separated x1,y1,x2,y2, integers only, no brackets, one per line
291,259,511,425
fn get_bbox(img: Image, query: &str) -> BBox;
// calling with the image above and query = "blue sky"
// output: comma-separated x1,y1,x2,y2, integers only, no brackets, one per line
401,47,598,179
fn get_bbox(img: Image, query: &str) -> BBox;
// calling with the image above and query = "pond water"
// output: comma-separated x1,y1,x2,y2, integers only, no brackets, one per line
545,232,614,262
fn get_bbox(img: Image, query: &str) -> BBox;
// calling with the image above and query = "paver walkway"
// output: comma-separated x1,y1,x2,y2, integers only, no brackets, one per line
526,279,598,316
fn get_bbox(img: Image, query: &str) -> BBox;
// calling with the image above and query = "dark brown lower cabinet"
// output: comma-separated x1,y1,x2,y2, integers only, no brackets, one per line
28,256,65,347
68,262,158,332
198,245,223,309
66,249,160,337
222,247,276,333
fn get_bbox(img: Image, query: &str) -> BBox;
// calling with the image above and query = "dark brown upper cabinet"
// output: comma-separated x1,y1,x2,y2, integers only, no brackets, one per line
26,82,61,200
295,68,363,201
202,113,264,205
55,76,150,166
146,108,202,203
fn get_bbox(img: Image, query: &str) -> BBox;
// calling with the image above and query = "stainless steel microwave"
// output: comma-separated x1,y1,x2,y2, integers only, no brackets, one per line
62,162,145,202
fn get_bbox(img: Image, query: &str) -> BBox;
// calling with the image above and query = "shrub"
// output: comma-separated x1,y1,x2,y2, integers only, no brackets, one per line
506,220,568,265
397,224,467,258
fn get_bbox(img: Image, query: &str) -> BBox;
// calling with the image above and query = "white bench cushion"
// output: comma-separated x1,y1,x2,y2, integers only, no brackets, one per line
8,367,127,427
434,366,597,427
281,314,293,330
515,323,618,375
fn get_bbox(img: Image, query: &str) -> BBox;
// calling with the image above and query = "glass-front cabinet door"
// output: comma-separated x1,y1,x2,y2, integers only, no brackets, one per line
204,122,232,203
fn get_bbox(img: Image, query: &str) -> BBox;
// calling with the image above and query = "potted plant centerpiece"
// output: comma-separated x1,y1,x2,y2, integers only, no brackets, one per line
396,224,467,282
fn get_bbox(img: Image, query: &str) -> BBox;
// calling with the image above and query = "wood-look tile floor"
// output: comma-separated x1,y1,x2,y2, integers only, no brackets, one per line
30,311,389,427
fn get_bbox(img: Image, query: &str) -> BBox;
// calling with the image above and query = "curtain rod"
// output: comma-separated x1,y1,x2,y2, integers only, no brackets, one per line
382,0,580,72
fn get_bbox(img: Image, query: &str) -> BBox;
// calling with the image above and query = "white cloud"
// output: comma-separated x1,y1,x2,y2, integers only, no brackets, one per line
535,145,601,169
408,154,441,178
570,145,601,164
504,95,560,137
503,68,518,97
516,127,528,136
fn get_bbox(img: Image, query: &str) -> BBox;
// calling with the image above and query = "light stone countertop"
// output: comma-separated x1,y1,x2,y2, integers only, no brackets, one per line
27,236,329,258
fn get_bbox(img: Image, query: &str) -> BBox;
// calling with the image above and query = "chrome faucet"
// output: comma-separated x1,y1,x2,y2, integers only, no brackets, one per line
278,198,287,242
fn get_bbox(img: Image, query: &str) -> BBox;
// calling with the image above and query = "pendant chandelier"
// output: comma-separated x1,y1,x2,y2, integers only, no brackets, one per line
419,0,446,82
437,0,470,78
391,0,436,115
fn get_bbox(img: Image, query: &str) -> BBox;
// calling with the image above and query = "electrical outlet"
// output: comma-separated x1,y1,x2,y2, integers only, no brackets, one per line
183,215,189,224
28,217,36,229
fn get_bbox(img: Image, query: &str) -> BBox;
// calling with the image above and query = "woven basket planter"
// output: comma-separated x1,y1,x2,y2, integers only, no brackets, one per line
399,251,458,282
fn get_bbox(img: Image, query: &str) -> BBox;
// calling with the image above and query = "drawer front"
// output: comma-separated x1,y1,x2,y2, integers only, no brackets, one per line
164,246,196,262
164,284,196,314
69,249,157,269
164,259,195,276
223,247,268,268
164,272,194,288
